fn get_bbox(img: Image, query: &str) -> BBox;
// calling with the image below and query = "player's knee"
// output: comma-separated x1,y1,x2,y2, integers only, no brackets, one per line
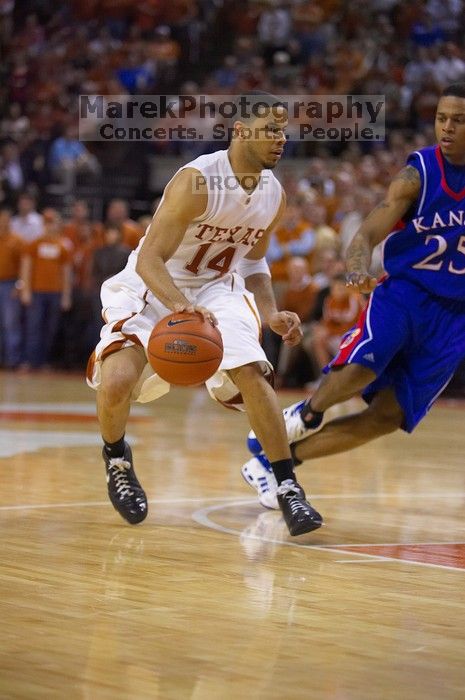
228,362,263,387
367,396,404,434
100,365,138,406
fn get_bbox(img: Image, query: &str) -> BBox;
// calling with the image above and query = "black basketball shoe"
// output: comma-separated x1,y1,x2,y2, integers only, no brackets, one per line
277,479,323,536
103,442,148,524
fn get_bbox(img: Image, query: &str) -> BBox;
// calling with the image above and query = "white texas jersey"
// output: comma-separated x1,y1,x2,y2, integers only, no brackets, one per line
125,149,283,289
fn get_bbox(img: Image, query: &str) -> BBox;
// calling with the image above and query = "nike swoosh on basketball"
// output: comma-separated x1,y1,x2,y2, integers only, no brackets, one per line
167,319,191,326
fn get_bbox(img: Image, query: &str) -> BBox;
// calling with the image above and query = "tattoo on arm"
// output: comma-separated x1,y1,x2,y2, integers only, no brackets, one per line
364,167,419,222
346,232,371,275
346,166,420,275
364,199,389,222
391,165,420,185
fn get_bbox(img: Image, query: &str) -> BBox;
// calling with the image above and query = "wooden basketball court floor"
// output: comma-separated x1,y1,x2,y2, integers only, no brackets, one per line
1,371,465,700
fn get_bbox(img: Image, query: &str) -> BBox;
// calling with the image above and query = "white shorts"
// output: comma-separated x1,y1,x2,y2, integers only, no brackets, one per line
86,271,272,408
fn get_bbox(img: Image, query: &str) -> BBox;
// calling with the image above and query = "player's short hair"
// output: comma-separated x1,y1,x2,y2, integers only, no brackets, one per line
441,83,465,99
233,91,287,124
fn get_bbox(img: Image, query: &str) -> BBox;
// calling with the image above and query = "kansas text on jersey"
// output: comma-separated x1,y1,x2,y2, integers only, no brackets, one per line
383,145,465,300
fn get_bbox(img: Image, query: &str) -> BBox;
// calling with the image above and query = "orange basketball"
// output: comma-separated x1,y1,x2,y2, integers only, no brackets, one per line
147,312,223,386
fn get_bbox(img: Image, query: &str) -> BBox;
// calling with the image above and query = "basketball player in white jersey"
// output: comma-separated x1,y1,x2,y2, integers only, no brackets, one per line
87,93,322,536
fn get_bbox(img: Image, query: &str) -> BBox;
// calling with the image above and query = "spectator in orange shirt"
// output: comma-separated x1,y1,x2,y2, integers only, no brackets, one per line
64,217,102,369
278,256,318,326
20,208,72,369
63,199,103,249
301,201,339,268
274,256,318,387
266,202,316,285
308,274,365,370
0,206,24,368
63,199,102,291
105,199,142,249
320,170,355,227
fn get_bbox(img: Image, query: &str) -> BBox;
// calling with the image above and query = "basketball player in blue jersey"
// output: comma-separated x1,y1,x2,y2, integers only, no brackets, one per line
87,93,324,536
243,83,465,513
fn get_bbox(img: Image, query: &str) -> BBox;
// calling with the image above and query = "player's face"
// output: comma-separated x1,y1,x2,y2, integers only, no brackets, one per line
246,107,288,169
435,96,465,163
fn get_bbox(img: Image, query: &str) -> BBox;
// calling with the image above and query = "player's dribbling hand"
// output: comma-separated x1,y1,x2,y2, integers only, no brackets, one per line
173,302,218,326
268,310,303,346
345,272,378,294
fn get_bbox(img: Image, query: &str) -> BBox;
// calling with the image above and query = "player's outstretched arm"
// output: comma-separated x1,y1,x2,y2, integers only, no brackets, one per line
346,165,421,293
135,168,216,324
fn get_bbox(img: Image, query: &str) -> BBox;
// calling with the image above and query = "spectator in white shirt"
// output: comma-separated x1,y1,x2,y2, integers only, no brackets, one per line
434,43,465,87
11,192,43,243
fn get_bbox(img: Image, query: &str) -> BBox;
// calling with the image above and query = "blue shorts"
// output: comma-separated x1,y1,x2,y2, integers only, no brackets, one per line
325,277,465,432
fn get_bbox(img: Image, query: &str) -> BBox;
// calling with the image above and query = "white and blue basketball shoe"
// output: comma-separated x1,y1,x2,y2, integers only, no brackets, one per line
246,400,317,457
241,456,324,534
243,400,324,511
241,455,279,510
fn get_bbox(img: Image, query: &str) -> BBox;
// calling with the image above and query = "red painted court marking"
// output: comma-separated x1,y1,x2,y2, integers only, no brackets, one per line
328,543,465,570
436,397,465,408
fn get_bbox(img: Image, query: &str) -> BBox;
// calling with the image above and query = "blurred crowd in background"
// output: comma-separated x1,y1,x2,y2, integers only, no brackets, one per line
1,0,465,393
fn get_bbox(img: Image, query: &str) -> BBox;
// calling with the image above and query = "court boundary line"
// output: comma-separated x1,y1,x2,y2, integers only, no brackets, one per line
3,493,465,571
191,500,465,573
0,495,254,511
323,548,465,572
334,558,388,564
3,489,465,510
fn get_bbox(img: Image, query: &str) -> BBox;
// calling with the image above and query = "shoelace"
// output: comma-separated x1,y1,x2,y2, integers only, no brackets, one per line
287,497,310,516
108,458,134,498
277,481,310,515
277,480,300,497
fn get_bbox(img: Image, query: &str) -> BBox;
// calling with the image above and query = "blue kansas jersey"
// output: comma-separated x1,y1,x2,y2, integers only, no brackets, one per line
383,145,465,300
